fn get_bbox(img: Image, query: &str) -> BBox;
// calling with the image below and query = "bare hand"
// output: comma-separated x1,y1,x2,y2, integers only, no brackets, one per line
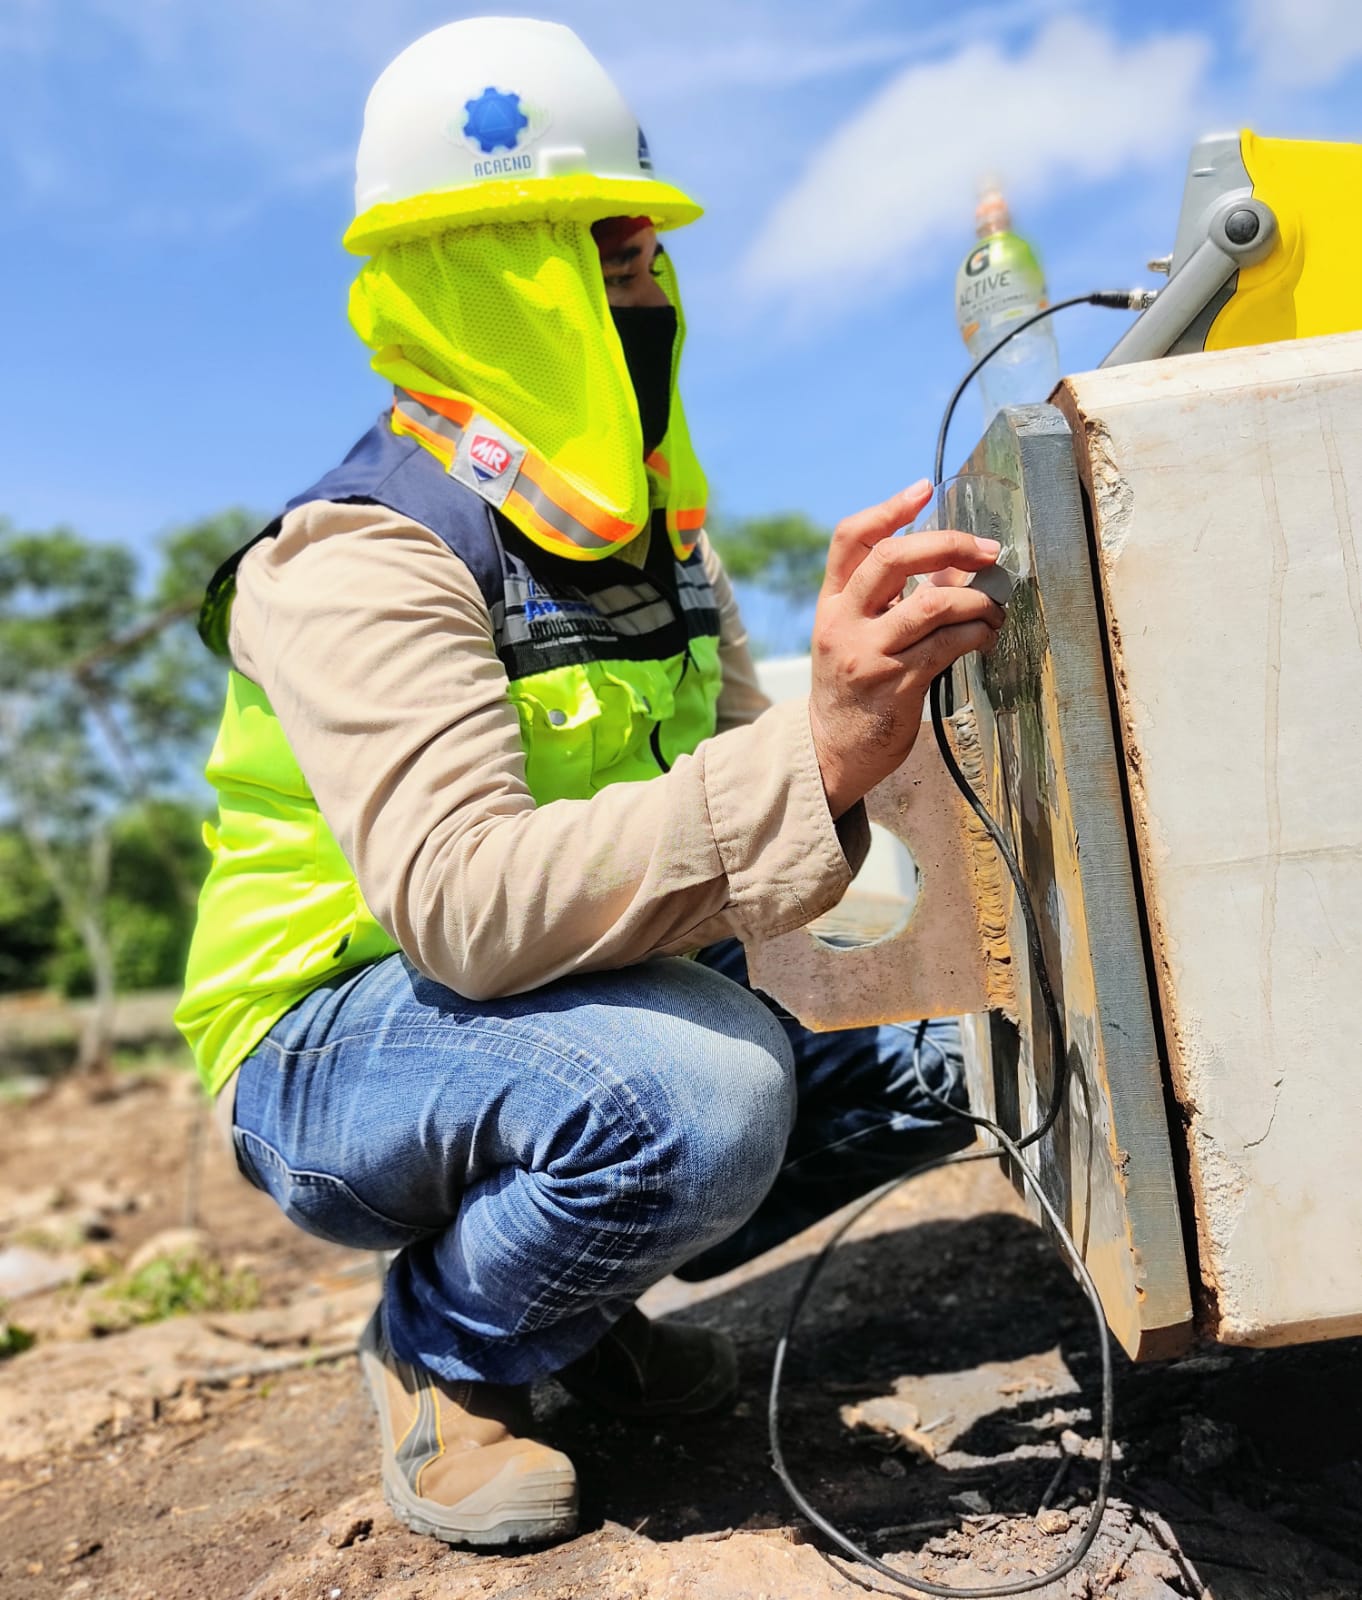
809,479,1004,818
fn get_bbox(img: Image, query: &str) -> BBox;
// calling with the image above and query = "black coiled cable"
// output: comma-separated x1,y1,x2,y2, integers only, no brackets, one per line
768,291,1154,1595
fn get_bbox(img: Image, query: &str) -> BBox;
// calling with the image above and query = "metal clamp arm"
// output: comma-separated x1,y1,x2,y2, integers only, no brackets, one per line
1101,197,1277,367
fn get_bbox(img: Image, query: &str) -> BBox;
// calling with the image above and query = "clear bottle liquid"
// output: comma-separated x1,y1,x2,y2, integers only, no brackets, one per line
954,184,1060,424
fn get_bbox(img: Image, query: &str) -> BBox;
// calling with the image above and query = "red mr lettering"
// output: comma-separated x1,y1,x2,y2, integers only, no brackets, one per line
469,434,512,477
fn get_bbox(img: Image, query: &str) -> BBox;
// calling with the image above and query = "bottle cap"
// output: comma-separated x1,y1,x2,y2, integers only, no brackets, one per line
975,178,1011,239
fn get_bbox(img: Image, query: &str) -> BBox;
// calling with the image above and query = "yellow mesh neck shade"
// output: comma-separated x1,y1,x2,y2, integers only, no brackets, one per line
348,222,706,559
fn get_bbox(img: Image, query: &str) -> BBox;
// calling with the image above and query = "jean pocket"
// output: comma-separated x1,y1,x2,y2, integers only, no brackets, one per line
234,1129,426,1252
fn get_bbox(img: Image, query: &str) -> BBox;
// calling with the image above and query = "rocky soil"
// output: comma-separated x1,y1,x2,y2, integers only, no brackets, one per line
2,1065,1361,1600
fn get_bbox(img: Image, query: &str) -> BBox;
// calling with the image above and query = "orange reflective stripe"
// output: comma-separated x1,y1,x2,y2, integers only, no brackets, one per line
666,503,705,559
405,389,475,427
390,404,454,464
503,489,600,560
403,389,637,548
393,389,703,559
515,451,637,544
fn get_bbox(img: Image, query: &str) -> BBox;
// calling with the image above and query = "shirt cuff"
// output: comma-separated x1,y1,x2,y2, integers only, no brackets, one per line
835,800,871,876
700,696,856,940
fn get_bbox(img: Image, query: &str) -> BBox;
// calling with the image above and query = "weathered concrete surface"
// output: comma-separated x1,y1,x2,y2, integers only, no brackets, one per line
1057,330,1362,1348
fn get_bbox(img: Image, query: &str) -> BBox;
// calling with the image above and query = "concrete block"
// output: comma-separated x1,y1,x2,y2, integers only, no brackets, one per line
1057,330,1362,1347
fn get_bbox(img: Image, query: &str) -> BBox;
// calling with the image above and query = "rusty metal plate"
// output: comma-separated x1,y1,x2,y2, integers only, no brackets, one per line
951,404,1194,1360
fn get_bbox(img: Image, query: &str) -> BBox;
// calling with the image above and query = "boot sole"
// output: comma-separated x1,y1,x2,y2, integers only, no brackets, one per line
359,1336,578,1547
379,1456,578,1547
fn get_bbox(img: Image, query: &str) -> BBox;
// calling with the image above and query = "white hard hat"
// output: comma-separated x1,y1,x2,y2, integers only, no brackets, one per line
345,16,702,255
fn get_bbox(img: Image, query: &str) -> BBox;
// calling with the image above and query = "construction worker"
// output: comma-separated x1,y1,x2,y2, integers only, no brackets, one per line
175,17,1005,1548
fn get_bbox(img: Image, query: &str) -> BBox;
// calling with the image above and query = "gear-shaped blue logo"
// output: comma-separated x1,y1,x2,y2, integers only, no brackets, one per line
463,87,529,154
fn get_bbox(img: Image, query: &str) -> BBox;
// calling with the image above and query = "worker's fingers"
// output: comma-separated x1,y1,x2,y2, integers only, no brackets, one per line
913,564,975,589
821,480,934,598
843,529,1001,617
896,618,1001,680
872,582,1005,656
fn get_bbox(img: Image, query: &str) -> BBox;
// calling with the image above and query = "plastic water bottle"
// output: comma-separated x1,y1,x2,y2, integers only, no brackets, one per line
954,183,1060,423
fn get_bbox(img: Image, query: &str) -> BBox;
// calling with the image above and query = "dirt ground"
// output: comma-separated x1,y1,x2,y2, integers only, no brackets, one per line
2,1066,1362,1600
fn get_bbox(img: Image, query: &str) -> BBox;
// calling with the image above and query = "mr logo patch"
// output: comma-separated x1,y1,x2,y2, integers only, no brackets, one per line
450,419,525,509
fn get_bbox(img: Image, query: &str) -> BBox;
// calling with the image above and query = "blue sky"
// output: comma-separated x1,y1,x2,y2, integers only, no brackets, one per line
5,0,1362,586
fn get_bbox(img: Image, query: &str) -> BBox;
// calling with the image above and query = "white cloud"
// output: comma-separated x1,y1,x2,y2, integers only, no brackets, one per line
1,0,1083,241
3,0,1075,169
0,0,419,227
610,0,1075,100
1241,0,1362,87
742,15,1212,316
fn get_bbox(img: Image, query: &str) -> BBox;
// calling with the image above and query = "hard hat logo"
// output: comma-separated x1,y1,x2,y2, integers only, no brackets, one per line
462,87,530,154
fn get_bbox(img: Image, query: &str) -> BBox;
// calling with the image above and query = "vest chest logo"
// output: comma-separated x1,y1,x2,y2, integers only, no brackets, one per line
469,434,513,480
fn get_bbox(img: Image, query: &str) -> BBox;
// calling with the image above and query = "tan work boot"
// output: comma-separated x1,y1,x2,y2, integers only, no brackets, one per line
358,1307,578,1547
555,1305,739,1419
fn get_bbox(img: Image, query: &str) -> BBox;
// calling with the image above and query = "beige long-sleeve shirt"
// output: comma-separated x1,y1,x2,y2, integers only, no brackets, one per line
225,499,866,1007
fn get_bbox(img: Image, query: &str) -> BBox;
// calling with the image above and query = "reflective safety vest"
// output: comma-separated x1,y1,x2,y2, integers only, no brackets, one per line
175,405,723,1093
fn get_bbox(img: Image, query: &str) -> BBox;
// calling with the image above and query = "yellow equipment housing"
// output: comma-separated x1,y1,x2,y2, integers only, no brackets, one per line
1207,131,1362,351
1102,129,1362,369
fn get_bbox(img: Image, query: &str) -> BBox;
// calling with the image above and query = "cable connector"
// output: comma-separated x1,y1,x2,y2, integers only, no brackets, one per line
935,289,1162,482
1088,288,1160,311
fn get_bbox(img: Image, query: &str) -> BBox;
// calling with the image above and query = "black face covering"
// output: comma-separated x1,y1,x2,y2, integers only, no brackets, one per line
610,304,677,457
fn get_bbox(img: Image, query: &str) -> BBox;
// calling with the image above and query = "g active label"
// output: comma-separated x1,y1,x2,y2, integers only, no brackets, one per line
469,434,514,480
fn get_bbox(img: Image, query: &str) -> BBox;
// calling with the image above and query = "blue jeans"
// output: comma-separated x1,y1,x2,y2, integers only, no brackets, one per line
231,940,970,1386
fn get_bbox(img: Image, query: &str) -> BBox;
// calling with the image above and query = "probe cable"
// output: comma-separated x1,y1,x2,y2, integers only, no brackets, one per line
768,292,1155,1597
933,293,1153,489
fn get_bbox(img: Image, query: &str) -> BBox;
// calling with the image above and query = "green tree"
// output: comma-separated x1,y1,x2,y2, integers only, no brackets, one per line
0,525,138,1063
42,800,211,997
0,511,249,1065
0,829,61,993
706,511,829,602
707,510,830,657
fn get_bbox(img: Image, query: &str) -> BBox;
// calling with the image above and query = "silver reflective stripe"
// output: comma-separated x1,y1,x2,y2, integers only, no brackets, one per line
393,390,465,448
588,598,675,637
512,471,617,553
396,390,619,554
677,566,714,612
572,582,674,636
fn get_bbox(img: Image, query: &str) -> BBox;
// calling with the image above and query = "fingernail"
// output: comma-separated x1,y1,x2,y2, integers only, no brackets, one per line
974,536,1001,555
908,478,931,497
